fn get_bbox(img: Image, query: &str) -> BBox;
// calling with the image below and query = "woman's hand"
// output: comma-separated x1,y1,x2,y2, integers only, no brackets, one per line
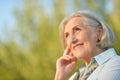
54,46,77,80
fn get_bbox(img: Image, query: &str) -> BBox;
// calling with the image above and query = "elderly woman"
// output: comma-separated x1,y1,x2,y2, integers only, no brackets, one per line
54,10,120,80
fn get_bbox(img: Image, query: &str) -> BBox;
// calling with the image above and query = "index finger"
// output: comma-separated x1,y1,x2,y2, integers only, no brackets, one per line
63,46,71,56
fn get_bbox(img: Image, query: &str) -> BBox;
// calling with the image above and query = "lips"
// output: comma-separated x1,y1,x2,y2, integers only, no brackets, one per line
73,43,84,50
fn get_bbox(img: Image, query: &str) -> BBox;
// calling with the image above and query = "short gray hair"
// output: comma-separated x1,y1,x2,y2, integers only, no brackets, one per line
59,10,116,50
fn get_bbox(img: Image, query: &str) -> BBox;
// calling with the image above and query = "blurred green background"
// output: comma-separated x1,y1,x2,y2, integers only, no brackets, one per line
0,0,120,80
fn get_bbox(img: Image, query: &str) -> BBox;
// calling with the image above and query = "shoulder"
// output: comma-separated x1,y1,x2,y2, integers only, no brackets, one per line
105,55,120,67
99,55,120,72
97,55,120,80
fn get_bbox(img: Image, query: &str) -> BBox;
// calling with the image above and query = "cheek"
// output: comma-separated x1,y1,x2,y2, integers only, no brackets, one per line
85,34,98,51
77,33,89,42
66,38,71,46
78,31,96,50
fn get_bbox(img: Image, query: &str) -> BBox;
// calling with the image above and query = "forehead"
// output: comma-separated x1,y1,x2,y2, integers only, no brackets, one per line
64,17,86,32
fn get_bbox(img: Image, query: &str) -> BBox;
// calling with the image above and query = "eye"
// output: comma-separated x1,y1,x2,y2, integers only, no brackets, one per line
65,33,69,38
74,27,81,31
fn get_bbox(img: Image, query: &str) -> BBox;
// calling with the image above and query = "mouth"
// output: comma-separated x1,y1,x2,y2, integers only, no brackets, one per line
73,43,84,50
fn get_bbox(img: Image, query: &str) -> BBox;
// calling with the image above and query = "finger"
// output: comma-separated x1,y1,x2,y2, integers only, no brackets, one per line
65,55,77,61
59,55,72,62
62,55,77,62
63,46,71,56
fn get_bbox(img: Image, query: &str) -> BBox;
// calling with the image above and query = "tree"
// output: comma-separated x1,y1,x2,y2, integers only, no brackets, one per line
0,0,120,80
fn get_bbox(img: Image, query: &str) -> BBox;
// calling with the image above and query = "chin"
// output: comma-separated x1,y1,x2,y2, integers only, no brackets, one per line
73,51,84,59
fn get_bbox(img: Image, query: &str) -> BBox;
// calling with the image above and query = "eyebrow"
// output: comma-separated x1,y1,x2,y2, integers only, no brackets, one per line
73,24,87,29
64,24,84,33
73,25,82,28
64,25,80,34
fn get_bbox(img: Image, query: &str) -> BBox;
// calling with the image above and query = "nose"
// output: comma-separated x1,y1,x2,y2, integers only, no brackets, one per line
70,34,78,44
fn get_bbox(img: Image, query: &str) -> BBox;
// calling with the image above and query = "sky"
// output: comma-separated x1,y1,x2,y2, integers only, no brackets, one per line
0,0,52,43
0,0,23,43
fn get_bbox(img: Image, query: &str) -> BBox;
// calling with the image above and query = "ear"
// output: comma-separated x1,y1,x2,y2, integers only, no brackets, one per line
96,26,103,42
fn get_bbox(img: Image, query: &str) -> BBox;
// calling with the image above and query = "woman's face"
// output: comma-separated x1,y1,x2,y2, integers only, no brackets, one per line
64,17,99,60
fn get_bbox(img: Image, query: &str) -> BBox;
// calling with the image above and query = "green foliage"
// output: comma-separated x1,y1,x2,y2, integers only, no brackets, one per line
0,0,120,80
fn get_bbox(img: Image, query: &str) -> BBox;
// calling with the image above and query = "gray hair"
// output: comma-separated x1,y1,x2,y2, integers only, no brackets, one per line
59,10,116,50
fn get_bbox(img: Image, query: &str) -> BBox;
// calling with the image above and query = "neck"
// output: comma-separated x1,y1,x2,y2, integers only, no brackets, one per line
83,48,104,67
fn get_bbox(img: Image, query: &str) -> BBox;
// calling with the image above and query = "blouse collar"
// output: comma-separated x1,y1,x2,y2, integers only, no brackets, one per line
94,48,117,65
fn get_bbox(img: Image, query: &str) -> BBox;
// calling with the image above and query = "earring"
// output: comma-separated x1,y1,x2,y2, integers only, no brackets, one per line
97,39,100,42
